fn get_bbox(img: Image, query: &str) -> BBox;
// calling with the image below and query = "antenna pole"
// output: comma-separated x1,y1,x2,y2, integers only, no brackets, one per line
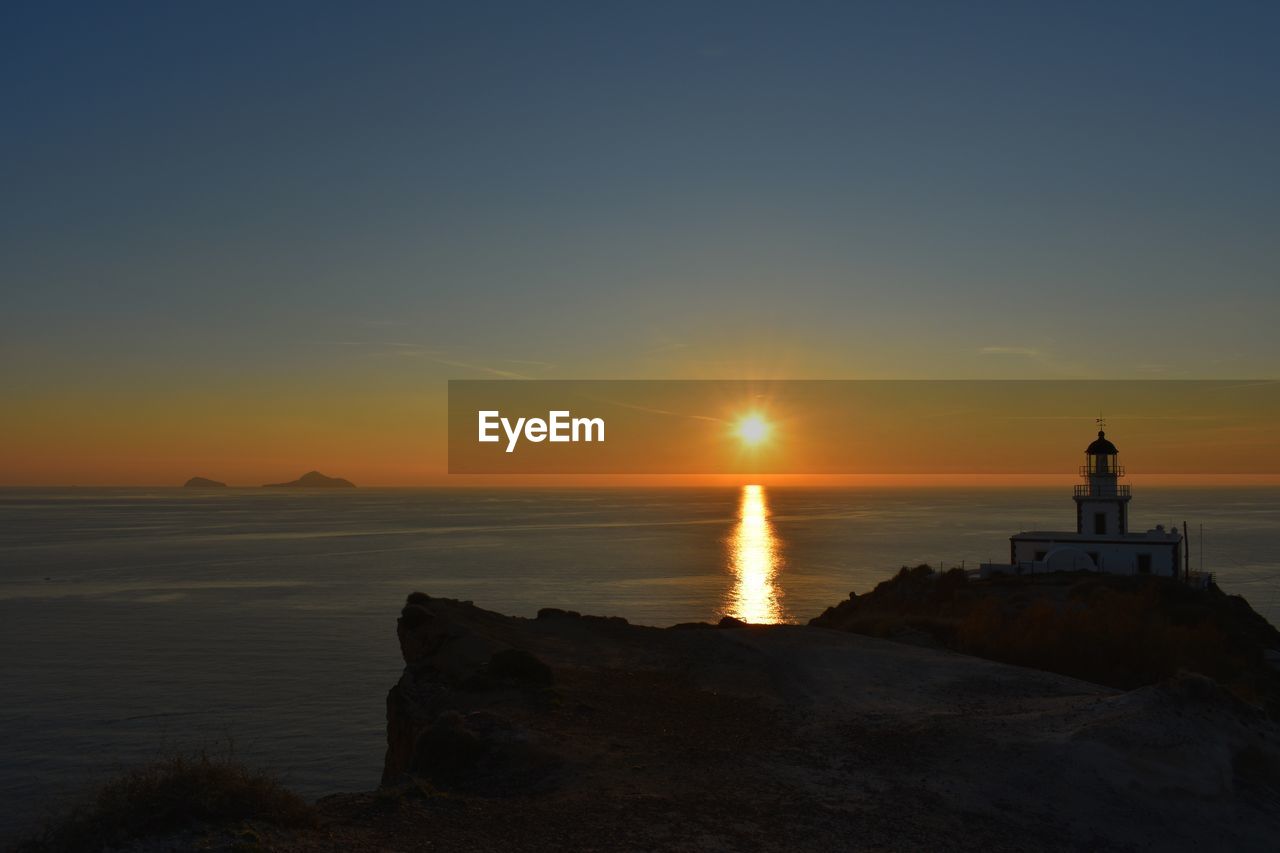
1183,520,1190,582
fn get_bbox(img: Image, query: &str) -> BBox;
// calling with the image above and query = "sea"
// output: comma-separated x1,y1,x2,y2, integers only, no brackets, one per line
0,486,1277,836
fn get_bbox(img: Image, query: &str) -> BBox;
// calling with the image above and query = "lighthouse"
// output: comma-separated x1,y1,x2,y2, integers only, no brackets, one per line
1074,430,1131,536
981,426,1183,578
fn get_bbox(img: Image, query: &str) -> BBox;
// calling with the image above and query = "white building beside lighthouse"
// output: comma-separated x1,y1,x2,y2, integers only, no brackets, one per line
981,429,1183,578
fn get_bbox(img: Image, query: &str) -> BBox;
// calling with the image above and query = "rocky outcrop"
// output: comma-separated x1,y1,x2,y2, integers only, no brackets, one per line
383,593,560,792
262,471,355,488
810,565,1280,712
39,593,1277,851
376,593,1280,851
183,476,227,488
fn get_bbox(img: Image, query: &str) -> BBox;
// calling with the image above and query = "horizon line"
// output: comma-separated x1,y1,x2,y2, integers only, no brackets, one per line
5,473,1280,488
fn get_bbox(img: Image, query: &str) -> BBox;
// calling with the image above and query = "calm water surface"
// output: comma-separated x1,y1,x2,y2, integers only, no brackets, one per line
0,486,1277,835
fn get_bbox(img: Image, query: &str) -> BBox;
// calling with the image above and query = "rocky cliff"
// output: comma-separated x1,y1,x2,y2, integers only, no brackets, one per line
811,566,1280,712
374,593,1280,852
22,592,1280,852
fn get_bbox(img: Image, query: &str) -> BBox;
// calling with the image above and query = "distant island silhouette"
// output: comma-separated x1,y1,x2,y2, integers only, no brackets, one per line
183,476,227,488
262,471,356,488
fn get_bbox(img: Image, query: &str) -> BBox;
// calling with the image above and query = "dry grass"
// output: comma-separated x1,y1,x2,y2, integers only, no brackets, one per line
15,751,313,853
956,587,1237,689
811,565,1280,712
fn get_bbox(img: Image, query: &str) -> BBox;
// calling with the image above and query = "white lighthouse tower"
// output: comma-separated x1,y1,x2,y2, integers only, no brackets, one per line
1074,429,1131,537
981,425,1183,578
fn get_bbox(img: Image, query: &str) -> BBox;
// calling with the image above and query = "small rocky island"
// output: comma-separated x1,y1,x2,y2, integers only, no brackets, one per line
182,476,227,488
262,471,355,488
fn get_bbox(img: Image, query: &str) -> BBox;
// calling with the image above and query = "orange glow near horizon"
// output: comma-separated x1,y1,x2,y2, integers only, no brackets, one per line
725,484,785,623
4,381,1280,486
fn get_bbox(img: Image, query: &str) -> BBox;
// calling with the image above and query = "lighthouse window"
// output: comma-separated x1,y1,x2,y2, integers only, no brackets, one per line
1137,553,1152,574
1093,512,1106,535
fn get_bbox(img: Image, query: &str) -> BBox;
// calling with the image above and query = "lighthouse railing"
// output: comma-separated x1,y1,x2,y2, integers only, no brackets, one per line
1080,464,1125,478
1073,484,1131,497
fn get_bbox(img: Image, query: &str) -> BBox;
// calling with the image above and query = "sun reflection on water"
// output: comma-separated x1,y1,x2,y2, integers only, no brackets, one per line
726,484,785,623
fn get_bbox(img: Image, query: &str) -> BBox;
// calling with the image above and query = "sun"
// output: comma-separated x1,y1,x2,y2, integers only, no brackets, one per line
736,414,770,447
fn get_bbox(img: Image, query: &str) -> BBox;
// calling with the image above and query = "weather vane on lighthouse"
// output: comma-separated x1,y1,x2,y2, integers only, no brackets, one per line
1096,414,1106,431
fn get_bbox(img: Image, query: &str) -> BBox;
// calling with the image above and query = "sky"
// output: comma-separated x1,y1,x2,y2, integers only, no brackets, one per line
2,2,1278,484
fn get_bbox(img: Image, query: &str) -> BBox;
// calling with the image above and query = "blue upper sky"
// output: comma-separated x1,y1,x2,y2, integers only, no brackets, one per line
3,1,1278,392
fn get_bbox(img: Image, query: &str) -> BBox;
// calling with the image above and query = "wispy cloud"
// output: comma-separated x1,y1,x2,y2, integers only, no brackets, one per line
973,344,1091,377
999,414,1226,422
428,357,531,379
324,341,425,349
502,359,555,370
321,341,537,378
1212,380,1280,391
979,346,1041,358
584,396,724,423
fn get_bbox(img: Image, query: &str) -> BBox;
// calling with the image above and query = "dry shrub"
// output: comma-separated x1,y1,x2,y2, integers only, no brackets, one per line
814,572,1280,710
956,586,1239,690
17,751,313,853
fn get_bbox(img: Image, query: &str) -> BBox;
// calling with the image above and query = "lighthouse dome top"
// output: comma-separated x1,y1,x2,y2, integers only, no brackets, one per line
1086,430,1118,455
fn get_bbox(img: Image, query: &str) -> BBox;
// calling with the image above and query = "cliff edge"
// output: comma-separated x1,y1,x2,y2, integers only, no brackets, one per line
360,592,1280,852
21,591,1280,852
